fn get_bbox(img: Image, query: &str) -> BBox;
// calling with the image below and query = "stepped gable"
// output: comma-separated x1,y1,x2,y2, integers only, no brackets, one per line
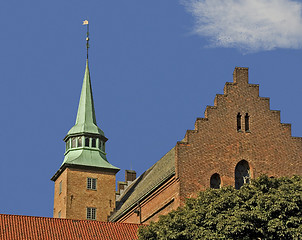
176,67,302,201
0,214,140,240
110,147,175,221
109,67,302,223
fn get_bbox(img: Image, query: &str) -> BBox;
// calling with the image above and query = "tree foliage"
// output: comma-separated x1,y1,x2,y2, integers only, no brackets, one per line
138,175,302,240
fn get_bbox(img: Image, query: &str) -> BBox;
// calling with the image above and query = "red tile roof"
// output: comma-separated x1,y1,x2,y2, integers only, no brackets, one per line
0,214,141,240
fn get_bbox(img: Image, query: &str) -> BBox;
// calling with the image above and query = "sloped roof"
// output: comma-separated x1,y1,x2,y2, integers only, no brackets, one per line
67,59,104,137
0,214,140,240
110,147,175,221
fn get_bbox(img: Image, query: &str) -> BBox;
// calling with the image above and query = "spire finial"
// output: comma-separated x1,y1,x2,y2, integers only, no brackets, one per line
83,19,89,60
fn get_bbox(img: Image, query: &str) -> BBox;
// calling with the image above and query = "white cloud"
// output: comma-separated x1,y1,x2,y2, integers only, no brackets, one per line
182,0,302,52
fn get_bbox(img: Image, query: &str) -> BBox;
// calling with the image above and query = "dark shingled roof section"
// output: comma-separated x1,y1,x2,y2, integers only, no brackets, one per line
110,147,175,221
0,214,141,240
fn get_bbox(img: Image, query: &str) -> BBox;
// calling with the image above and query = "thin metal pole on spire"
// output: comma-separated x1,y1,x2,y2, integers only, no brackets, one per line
83,20,89,60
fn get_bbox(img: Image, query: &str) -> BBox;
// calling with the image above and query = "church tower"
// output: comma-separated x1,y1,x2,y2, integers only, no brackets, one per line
51,28,119,221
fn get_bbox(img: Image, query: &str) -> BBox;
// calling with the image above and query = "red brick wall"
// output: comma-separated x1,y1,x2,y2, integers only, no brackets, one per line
176,67,302,202
117,177,180,224
53,169,67,218
53,167,116,221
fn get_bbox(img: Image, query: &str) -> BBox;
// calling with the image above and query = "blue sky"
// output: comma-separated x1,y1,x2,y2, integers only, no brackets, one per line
0,0,302,217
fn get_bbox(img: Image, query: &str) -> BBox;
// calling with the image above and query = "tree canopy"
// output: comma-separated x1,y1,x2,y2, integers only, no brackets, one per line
138,175,302,240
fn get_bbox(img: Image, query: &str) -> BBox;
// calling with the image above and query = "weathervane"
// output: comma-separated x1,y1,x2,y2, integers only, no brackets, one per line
83,20,89,59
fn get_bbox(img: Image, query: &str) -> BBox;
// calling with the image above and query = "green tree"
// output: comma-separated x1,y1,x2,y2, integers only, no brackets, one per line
138,175,302,240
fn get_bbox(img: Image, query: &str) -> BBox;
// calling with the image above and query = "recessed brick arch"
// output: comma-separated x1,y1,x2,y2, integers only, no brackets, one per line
235,160,250,189
210,173,221,189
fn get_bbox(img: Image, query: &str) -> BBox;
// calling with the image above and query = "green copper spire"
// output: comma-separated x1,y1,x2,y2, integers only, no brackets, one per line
56,59,119,173
67,60,104,136
51,22,119,182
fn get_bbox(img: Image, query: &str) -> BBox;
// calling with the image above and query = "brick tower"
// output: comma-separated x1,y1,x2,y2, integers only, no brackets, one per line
51,59,119,221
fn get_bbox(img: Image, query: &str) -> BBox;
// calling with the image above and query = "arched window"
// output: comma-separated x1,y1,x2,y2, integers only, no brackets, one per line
210,173,221,189
235,160,250,189
237,113,241,131
245,113,250,131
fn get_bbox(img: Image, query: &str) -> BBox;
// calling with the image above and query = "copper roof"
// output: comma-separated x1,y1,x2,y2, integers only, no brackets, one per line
0,214,140,240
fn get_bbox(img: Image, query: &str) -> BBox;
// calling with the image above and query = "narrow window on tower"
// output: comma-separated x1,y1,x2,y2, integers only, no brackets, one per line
245,113,250,132
87,178,97,190
59,181,62,194
78,136,82,147
86,207,96,220
98,139,102,150
237,113,242,131
85,137,89,147
71,137,76,148
58,211,61,218
92,138,96,148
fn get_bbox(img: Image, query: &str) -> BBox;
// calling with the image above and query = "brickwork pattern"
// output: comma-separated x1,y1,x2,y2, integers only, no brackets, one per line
117,177,180,224
53,170,67,219
176,67,302,202
53,167,116,221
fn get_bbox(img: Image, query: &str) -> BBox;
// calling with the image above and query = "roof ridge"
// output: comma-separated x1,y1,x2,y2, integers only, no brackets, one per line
0,213,142,225
110,147,176,221
0,213,141,240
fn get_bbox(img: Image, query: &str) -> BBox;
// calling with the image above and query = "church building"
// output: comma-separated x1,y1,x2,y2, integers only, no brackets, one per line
110,67,302,223
51,60,120,222
51,58,302,224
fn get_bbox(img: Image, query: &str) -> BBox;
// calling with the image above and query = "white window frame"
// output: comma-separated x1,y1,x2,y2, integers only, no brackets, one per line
87,177,97,190
86,207,96,220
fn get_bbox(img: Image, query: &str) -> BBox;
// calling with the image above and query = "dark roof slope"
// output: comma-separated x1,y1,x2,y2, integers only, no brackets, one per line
110,147,175,221
0,214,140,240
